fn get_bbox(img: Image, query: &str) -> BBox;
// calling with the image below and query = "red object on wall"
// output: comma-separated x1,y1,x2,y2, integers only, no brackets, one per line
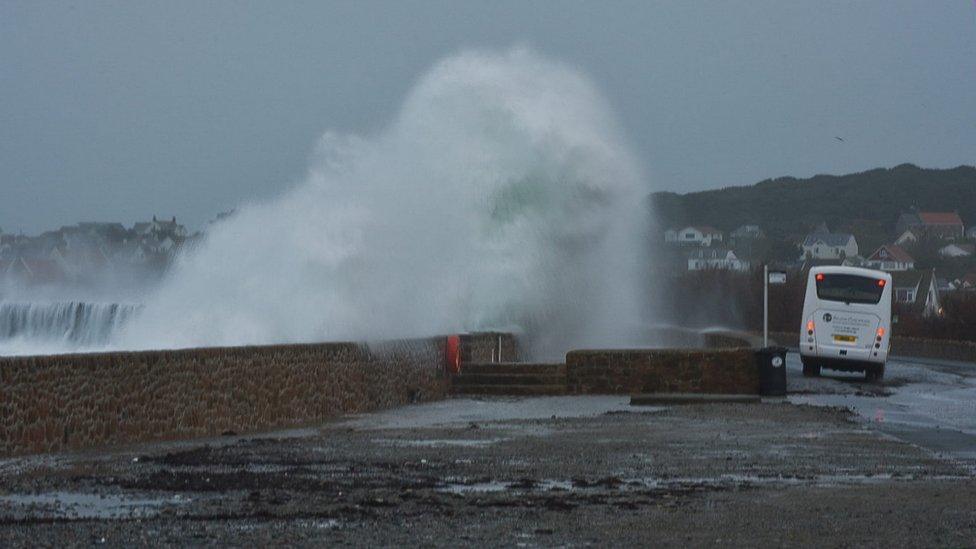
446,335,461,374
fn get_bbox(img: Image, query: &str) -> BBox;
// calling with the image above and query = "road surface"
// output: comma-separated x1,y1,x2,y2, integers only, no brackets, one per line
788,352,976,467
0,354,973,546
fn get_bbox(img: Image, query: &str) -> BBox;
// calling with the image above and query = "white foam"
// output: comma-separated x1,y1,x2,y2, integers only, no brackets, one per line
61,47,651,360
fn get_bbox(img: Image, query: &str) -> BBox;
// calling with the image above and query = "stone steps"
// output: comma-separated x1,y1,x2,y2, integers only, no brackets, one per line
450,362,568,396
460,362,567,375
452,373,567,386
451,384,568,396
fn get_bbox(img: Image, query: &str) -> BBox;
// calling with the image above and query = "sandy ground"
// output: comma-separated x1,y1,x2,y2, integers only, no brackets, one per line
1,383,975,547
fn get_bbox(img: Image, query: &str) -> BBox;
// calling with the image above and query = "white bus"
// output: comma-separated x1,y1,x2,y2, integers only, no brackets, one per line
800,266,892,381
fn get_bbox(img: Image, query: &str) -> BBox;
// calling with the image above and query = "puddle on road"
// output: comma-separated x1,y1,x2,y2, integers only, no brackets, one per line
372,438,507,448
232,518,343,532
0,492,190,519
439,479,574,494
435,472,947,494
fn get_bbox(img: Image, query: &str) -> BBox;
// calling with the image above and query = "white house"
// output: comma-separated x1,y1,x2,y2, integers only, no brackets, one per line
864,244,915,272
800,229,859,260
730,225,765,240
687,248,750,272
892,270,942,317
134,216,189,239
940,243,975,258
665,226,724,247
158,236,177,253
894,228,920,246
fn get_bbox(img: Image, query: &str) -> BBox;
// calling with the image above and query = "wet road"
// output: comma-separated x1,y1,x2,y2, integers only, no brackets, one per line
1,352,975,545
787,352,976,466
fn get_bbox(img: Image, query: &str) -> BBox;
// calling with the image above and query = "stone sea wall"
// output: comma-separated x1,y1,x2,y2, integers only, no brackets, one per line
0,337,455,458
0,330,764,457
565,348,759,395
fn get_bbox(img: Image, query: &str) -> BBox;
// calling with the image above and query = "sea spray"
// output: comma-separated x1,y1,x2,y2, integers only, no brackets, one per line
116,47,653,359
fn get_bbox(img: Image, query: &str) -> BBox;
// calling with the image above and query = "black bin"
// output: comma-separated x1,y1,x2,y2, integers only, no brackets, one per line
755,347,787,396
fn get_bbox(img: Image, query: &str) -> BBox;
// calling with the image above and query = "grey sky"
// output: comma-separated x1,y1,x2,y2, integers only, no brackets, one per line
2,1,974,234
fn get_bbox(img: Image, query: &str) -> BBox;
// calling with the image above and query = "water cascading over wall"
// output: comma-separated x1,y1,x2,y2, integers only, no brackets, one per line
0,302,140,356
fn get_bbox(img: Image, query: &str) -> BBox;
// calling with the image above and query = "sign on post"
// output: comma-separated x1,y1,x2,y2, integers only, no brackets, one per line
762,266,786,348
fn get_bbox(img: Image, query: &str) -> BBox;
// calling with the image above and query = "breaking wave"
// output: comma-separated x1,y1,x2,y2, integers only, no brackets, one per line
13,48,654,359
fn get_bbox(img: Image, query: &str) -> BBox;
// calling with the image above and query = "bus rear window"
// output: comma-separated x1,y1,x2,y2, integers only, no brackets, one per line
815,274,885,304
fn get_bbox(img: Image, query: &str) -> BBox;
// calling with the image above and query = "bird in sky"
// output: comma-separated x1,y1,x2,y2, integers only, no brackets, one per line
834,136,845,142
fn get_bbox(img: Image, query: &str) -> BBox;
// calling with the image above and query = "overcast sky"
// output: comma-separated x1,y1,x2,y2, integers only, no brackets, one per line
2,1,974,233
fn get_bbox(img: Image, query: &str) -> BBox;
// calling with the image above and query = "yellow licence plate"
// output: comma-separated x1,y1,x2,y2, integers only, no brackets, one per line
833,334,857,343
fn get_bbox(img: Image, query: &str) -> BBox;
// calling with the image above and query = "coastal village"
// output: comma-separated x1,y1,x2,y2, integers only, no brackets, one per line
0,216,197,287
4,207,975,318
663,209,976,319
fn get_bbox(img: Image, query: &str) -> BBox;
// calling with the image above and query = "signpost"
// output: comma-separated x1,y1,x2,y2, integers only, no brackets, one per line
764,265,787,348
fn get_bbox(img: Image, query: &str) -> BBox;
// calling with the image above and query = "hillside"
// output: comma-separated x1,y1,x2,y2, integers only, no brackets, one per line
652,164,976,245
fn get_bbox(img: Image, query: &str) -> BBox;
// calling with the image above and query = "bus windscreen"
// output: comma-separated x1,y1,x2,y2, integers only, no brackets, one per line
816,274,885,304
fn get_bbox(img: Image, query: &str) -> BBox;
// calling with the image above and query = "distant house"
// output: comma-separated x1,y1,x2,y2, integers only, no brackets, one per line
5,257,67,286
967,226,976,240
24,231,67,257
891,270,941,317
895,211,965,240
800,227,858,260
939,243,975,258
0,234,28,260
163,236,178,252
864,244,915,272
687,248,750,272
894,228,921,246
665,226,724,247
59,246,111,279
952,272,976,291
114,240,149,265
730,225,765,240
135,216,189,239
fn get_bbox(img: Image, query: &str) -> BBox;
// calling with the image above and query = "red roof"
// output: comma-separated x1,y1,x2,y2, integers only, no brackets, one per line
868,244,915,263
918,212,963,226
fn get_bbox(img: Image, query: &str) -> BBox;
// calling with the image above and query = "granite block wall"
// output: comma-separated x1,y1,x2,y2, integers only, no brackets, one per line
566,348,759,395
0,337,450,457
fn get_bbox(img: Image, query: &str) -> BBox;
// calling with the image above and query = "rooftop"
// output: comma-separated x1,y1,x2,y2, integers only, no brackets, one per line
917,212,964,225
803,232,855,247
869,244,914,263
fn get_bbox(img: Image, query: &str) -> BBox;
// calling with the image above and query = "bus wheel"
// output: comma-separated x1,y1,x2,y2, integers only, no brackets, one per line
866,365,885,382
802,360,820,377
